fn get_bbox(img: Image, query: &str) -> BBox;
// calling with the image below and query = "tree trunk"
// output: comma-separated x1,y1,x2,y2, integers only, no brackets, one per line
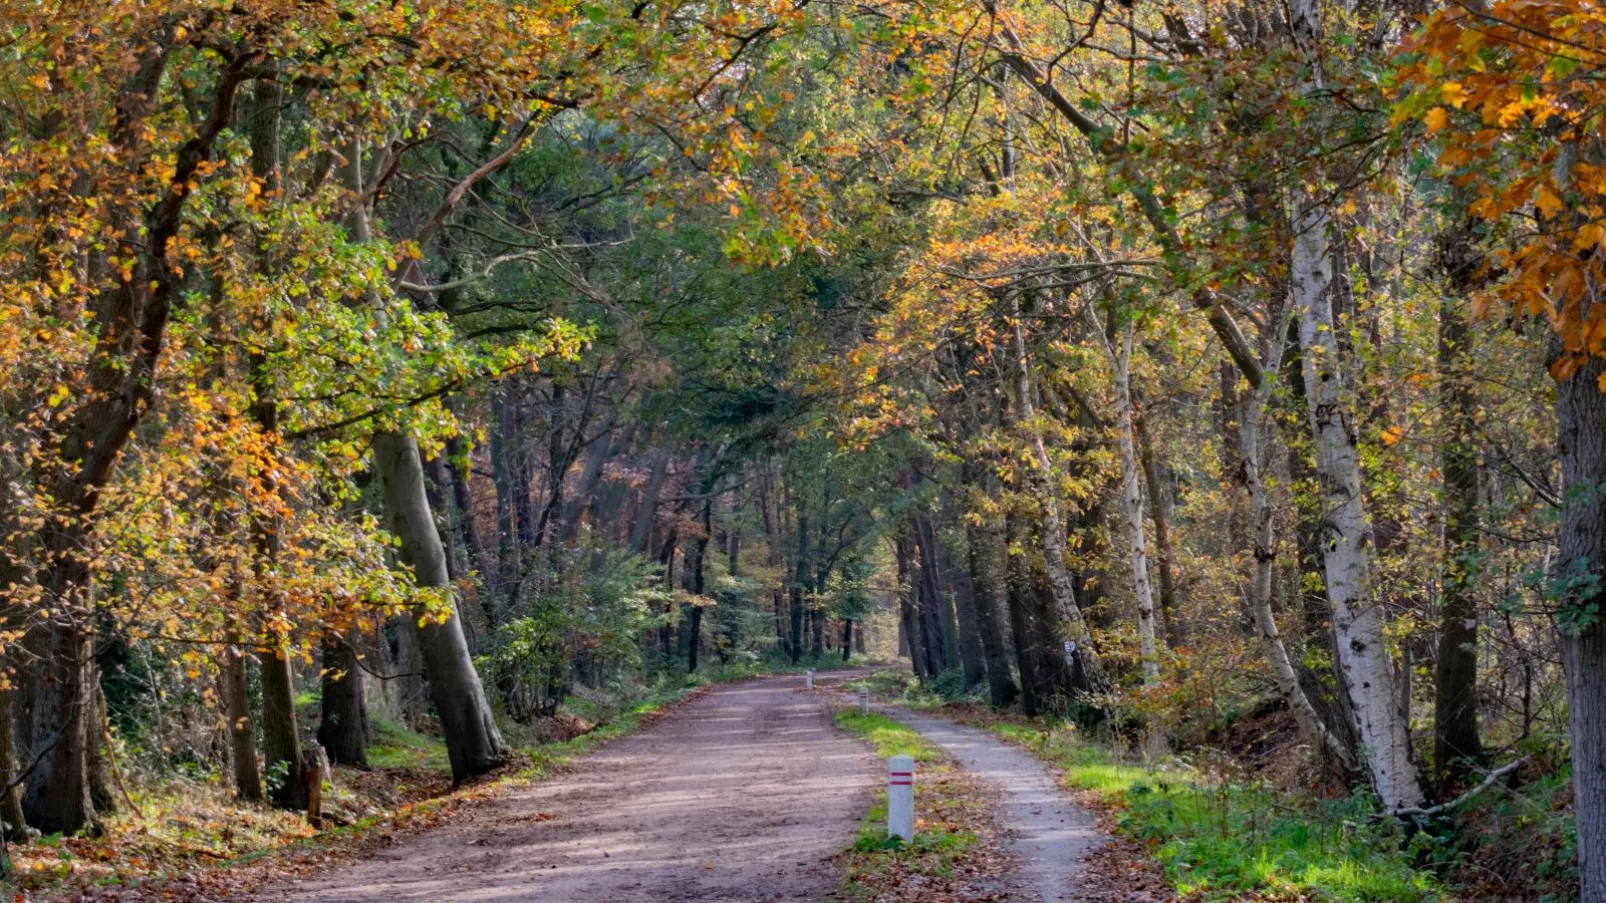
259,642,307,811
1556,345,1606,903
1291,200,1424,813
444,427,492,582
319,630,369,768
1108,324,1161,682
948,526,988,690
0,683,28,842
221,639,263,801
966,513,1018,708
1136,410,1182,650
1003,514,1042,715
559,417,622,544
790,510,809,665
1239,322,1356,769
686,498,711,673
895,532,928,679
630,452,669,554
23,604,95,834
1010,315,1102,689
373,431,508,783
918,514,950,668
842,620,853,662
492,383,521,596
1434,228,1483,783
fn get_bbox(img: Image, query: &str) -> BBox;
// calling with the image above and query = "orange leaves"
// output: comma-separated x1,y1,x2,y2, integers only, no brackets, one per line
1399,0,1606,386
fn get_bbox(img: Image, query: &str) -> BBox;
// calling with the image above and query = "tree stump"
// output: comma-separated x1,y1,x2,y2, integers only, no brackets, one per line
301,743,330,827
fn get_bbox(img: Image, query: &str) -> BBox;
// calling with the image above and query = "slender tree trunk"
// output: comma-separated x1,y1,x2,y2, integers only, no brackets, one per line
918,515,961,671
373,432,507,783
1434,228,1483,783
258,641,307,810
790,510,808,665
1240,323,1357,769
443,421,492,580
1291,199,1424,813
559,416,621,544
895,532,928,679
1107,324,1160,682
86,682,113,818
319,630,369,768
687,497,711,673
758,469,789,655
220,637,263,801
492,383,521,595
811,607,825,661
658,528,679,663
948,527,988,690
630,452,670,555
1136,411,1182,650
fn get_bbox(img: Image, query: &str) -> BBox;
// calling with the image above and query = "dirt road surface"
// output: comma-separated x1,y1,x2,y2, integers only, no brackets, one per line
255,673,878,903
881,707,1109,903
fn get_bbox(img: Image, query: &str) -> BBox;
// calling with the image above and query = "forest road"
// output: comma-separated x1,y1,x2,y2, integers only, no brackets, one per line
256,672,879,903
878,707,1109,903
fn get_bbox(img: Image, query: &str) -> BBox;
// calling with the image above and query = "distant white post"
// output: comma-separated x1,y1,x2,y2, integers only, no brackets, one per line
805,669,814,691
858,686,870,715
887,754,914,842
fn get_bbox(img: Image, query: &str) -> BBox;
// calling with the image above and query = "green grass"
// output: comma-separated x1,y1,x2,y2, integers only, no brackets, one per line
989,722,1443,902
834,709,980,897
368,717,451,771
836,710,943,762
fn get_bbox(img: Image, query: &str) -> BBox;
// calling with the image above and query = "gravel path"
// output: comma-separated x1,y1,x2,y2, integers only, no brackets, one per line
255,673,878,903
879,707,1109,903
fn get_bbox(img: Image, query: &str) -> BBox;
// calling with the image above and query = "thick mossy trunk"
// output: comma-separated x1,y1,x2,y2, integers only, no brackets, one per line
374,431,507,783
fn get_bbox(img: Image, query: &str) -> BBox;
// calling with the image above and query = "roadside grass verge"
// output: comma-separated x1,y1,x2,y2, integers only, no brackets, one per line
833,711,1005,902
847,672,1443,901
984,720,1442,902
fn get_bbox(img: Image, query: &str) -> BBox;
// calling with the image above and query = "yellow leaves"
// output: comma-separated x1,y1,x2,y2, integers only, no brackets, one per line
1536,183,1565,220
1441,82,1470,109
46,383,71,408
1424,107,1450,134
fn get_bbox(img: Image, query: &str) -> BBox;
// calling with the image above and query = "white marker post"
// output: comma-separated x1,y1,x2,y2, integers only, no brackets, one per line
858,687,870,715
887,754,914,842
805,669,814,691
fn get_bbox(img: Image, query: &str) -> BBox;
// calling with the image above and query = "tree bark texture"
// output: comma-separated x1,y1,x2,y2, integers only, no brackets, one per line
374,431,508,783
